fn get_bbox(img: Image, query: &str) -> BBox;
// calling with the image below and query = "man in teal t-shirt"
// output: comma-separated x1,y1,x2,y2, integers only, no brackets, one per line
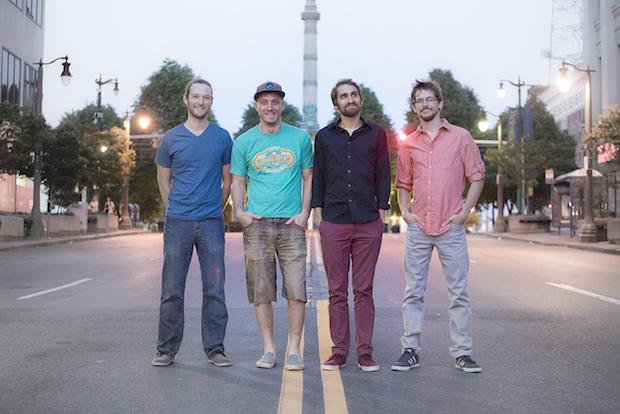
231,81,313,372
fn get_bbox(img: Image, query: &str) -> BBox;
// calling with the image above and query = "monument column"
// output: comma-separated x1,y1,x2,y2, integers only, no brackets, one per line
301,0,320,135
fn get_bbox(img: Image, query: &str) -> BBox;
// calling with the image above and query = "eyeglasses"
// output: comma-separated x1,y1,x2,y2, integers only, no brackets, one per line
413,96,439,106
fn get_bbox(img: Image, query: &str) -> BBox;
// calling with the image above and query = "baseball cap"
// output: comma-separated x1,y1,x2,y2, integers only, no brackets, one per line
254,81,285,100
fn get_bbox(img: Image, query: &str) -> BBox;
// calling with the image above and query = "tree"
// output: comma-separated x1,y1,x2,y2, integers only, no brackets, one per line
405,69,485,138
135,58,217,132
485,95,576,213
587,105,620,165
0,103,50,178
59,103,122,132
235,103,303,137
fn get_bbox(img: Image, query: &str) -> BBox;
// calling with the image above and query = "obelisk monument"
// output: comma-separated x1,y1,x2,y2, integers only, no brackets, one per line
301,0,320,135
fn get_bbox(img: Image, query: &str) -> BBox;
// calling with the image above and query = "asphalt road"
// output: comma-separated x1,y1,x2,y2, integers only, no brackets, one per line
1,232,619,414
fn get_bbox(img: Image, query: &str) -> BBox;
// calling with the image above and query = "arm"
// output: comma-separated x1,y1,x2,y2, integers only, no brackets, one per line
221,164,232,210
157,165,172,209
375,128,392,219
397,187,419,225
287,168,313,227
441,179,484,226
231,174,261,226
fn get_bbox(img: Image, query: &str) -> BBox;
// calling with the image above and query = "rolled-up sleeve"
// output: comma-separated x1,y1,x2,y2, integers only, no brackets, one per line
462,132,485,182
374,128,391,210
395,138,413,191
311,134,325,208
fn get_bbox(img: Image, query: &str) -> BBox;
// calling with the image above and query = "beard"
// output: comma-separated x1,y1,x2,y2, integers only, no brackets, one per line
189,106,209,120
339,103,361,118
419,108,439,122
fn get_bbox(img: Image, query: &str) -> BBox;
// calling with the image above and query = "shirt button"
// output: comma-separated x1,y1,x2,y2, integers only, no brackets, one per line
347,169,351,173
348,199,352,203
348,184,352,188
346,155,351,159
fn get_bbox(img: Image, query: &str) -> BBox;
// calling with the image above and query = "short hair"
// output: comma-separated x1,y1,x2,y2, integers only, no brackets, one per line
184,79,213,99
410,79,443,105
330,79,363,106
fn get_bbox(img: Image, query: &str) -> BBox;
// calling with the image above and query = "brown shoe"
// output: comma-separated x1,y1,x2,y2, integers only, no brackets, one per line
320,354,347,371
357,354,380,372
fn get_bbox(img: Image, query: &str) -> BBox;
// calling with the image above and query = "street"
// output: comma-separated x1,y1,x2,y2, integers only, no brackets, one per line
1,232,619,414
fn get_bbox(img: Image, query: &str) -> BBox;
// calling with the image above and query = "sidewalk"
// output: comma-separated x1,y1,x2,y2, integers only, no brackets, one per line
0,229,147,252
474,229,620,256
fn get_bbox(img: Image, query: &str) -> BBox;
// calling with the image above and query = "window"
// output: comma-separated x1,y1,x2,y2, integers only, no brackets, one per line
9,0,24,10
24,0,44,26
23,64,38,113
1,49,22,105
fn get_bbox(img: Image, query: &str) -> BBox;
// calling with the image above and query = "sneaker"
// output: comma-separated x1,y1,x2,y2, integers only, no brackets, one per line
207,350,232,367
256,352,276,369
320,354,347,371
285,354,305,371
151,351,174,367
455,355,482,373
391,348,420,371
357,354,380,372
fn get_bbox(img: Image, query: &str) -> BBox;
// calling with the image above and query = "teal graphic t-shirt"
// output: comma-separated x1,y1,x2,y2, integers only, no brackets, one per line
231,123,313,218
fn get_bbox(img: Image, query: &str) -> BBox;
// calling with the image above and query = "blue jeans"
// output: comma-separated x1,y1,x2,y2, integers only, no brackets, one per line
157,216,228,356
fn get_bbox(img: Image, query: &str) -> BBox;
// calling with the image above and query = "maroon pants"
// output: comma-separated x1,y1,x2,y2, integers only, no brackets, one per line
319,217,383,357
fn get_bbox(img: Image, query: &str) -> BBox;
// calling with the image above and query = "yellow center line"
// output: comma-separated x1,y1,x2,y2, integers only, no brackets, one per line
277,330,305,414
317,299,348,414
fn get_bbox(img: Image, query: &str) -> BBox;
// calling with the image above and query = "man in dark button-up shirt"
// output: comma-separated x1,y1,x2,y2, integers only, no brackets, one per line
312,78,391,372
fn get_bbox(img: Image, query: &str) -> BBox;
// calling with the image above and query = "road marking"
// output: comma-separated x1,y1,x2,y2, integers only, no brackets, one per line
277,329,304,414
546,282,620,306
317,299,348,414
17,278,92,300
313,232,323,266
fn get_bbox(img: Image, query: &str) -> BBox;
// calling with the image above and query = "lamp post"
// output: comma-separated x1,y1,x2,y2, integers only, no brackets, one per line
559,61,597,242
479,113,506,232
94,74,118,130
497,76,532,214
119,113,151,229
30,55,72,238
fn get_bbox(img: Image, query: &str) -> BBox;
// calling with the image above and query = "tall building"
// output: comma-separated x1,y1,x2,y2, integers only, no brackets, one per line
0,0,45,213
301,0,320,135
585,0,620,216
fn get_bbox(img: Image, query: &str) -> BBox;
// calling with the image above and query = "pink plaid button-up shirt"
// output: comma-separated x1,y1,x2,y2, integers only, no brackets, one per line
396,119,485,236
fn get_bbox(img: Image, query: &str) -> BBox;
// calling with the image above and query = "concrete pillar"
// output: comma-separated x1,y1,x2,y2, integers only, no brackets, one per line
301,0,320,135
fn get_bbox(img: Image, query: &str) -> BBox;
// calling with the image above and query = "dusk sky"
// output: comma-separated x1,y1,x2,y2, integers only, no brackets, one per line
42,0,559,134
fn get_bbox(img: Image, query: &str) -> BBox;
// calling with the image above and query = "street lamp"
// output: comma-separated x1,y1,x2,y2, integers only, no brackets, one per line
94,74,119,130
119,112,152,229
479,112,506,232
497,76,533,214
558,60,598,242
30,55,72,238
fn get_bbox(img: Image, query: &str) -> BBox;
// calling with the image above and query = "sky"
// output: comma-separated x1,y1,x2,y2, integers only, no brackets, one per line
42,0,558,134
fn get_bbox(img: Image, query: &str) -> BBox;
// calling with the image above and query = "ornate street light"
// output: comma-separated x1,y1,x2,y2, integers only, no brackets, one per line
29,55,72,238
558,61,598,242
94,74,119,130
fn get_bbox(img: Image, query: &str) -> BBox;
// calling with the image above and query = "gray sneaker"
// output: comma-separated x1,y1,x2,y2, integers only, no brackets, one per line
207,350,232,367
285,354,304,371
151,352,174,367
256,352,276,369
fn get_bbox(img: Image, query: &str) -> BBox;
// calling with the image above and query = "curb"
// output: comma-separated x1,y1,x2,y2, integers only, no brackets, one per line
0,230,149,252
473,232,620,256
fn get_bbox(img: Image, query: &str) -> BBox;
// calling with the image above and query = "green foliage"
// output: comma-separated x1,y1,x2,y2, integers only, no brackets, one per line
0,103,50,177
587,105,620,165
59,103,122,132
235,103,303,137
405,69,485,138
129,145,162,223
135,58,217,132
484,95,576,212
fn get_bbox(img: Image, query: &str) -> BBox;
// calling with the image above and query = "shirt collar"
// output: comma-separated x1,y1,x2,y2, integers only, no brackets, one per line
329,116,371,132
412,118,451,138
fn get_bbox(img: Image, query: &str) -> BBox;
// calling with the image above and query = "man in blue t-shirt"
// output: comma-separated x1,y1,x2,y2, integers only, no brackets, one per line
152,79,233,368
231,81,313,371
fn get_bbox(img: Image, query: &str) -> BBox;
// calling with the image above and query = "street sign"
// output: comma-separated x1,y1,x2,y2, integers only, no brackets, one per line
545,168,554,184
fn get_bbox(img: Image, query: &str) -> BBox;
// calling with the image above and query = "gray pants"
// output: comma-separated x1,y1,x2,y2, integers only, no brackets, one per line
401,223,472,358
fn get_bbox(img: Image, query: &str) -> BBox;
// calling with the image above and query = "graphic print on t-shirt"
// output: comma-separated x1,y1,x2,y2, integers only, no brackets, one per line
252,146,296,173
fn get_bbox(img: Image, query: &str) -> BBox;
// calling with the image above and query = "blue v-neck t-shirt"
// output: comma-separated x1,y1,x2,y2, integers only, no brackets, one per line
155,123,233,220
